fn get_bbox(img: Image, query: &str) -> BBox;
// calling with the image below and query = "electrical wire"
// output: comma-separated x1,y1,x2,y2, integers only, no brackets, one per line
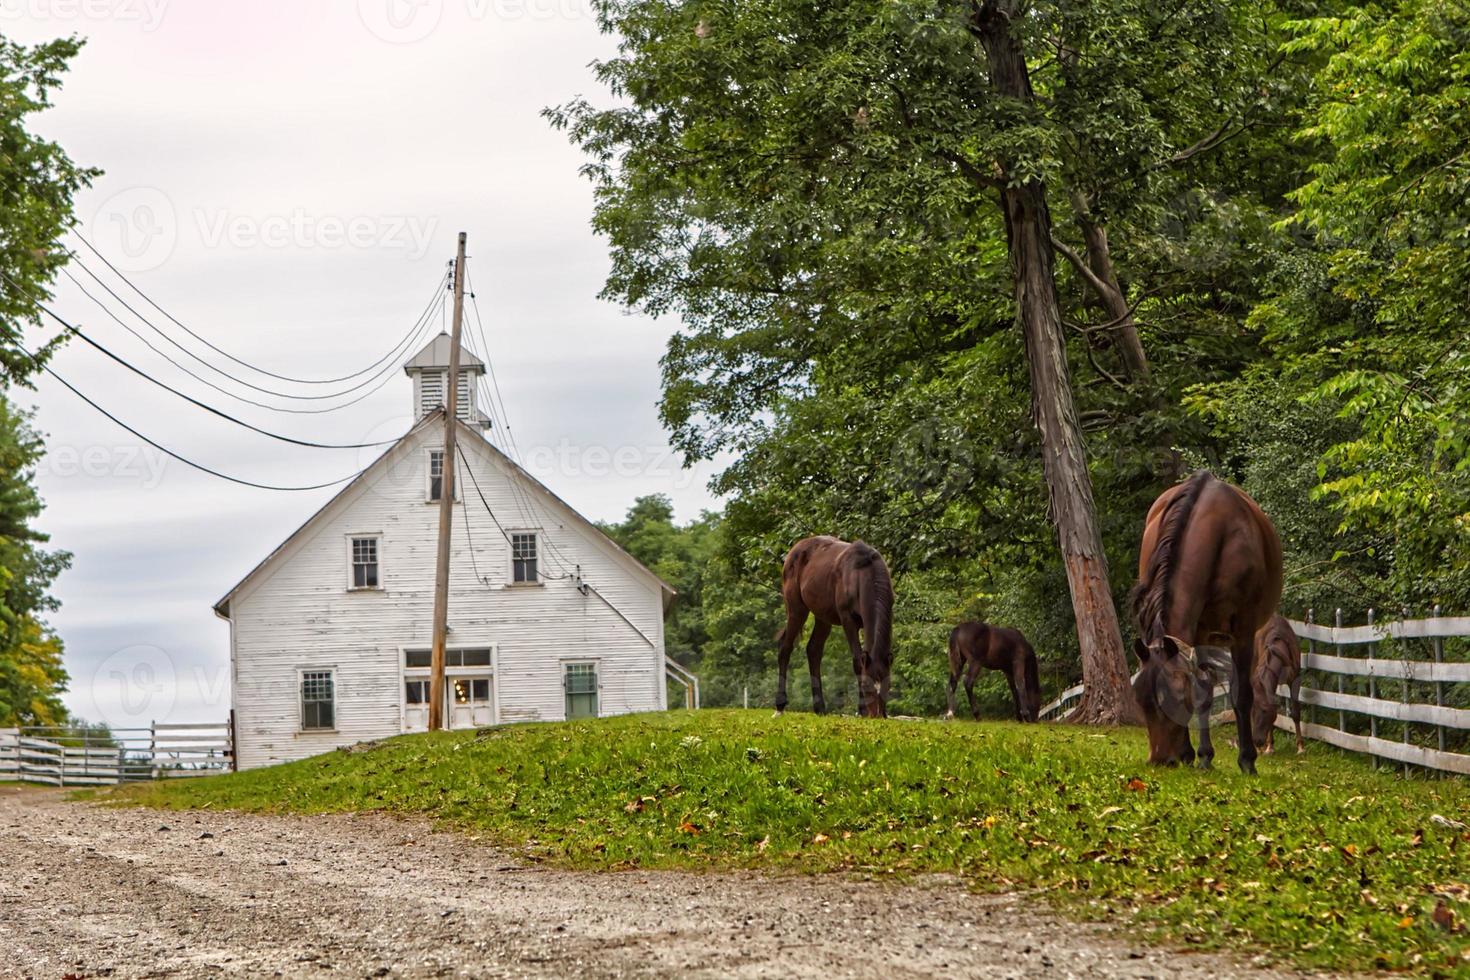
71,230,449,387
59,314,402,450
65,254,434,402
16,336,397,491
53,266,441,415
456,444,573,581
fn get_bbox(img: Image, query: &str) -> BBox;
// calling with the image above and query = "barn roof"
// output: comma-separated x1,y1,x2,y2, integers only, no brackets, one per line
212,411,677,619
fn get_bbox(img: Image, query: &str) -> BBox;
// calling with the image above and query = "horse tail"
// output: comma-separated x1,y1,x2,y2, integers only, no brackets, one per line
1131,470,1212,643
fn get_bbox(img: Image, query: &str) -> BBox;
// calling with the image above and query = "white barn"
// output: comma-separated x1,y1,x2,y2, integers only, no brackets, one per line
214,335,677,769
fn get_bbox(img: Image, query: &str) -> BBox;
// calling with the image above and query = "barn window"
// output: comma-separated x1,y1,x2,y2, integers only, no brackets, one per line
404,679,428,704
350,536,379,589
300,670,335,730
427,450,446,502
564,663,598,719
511,532,538,584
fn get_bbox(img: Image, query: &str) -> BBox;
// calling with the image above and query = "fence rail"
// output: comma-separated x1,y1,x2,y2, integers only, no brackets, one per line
1040,611,1468,777
0,720,232,786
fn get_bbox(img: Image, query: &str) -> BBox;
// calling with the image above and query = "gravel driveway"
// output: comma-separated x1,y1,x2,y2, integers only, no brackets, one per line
0,784,1309,979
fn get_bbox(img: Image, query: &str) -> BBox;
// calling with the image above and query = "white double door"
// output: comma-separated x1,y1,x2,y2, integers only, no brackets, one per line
404,674,494,731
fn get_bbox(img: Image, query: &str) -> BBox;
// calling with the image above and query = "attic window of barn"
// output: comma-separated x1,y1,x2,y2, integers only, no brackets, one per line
427,449,446,502
511,532,538,584
350,536,380,589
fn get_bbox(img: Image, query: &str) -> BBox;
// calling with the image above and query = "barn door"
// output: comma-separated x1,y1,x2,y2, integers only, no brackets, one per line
448,676,493,729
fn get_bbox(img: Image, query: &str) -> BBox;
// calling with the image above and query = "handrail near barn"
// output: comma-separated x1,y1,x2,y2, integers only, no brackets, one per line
0,720,232,786
1039,611,1469,776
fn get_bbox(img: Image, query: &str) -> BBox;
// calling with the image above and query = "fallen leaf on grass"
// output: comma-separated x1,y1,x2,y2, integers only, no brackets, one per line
756,836,770,852
1398,916,1415,928
813,833,830,845
1098,806,1124,818
1433,900,1459,932
1431,814,1468,831
1126,778,1147,792
678,820,701,835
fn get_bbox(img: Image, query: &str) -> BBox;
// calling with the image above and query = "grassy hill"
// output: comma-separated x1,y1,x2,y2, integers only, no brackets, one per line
110,711,1469,974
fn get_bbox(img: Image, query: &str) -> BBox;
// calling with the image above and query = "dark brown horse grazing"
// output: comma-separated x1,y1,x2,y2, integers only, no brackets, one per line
1252,613,1304,755
1129,470,1282,774
776,536,894,718
946,622,1041,722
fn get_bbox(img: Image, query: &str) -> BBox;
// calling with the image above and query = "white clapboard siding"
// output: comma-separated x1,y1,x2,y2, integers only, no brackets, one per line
225,420,669,769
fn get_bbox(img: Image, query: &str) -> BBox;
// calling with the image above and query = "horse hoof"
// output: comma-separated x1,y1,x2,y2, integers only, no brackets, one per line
772,709,784,719
1240,759,1258,776
1195,758,1213,771
1296,745,1306,755
943,711,954,721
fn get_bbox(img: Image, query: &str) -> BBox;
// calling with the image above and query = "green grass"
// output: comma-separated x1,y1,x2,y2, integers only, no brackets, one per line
109,711,1469,974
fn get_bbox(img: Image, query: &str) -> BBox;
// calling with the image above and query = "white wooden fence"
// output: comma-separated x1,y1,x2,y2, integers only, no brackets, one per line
1039,612,1470,776
0,720,232,786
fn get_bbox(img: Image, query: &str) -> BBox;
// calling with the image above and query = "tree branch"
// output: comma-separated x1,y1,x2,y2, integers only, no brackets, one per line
1049,233,1115,301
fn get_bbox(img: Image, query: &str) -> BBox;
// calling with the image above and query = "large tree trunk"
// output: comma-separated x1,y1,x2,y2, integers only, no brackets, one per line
1067,191,1150,383
974,1,1139,725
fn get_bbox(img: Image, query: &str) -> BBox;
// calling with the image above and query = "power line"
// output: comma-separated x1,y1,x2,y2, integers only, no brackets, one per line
456,444,573,581
17,337,396,491
72,230,445,388
460,260,578,573
53,266,441,415
44,304,403,450
64,254,430,402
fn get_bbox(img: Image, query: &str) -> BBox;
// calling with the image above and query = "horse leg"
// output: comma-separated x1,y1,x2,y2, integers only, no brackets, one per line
945,638,962,720
806,621,832,715
1232,644,1259,775
945,665,960,721
840,617,872,717
1291,674,1305,754
1191,671,1213,770
964,659,983,721
774,604,808,716
1005,672,1023,722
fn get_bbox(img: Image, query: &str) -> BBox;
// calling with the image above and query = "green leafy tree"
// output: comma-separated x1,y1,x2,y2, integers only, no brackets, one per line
1,34,97,381
1214,0,1470,608
553,0,1323,720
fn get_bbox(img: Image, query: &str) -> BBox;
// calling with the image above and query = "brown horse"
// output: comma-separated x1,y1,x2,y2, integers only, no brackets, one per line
776,536,894,718
1129,470,1282,774
1251,613,1304,755
945,622,1041,722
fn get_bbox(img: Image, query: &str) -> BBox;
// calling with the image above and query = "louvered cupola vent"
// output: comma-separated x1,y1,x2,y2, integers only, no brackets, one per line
403,334,489,426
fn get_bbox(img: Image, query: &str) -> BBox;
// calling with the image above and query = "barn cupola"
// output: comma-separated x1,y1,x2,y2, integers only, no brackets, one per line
404,333,489,427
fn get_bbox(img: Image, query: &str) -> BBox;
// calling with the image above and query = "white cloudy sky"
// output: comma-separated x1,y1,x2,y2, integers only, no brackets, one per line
5,0,723,728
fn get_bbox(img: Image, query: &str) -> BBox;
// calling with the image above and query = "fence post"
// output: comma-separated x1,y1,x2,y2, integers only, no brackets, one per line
1402,604,1412,778
1433,603,1446,754
1306,608,1316,729
1335,608,1345,735
1367,608,1379,770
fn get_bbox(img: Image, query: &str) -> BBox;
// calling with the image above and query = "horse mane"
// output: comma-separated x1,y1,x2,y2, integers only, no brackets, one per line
1129,470,1212,643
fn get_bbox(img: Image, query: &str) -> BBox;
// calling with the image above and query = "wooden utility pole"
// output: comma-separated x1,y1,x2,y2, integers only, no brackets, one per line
428,231,468,731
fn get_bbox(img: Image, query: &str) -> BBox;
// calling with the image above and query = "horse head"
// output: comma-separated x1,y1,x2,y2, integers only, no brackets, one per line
1131,635,1229,765
1015,649,1042,723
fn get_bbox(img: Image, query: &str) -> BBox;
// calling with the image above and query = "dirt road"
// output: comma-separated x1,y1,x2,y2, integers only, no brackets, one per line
0,785,1305,979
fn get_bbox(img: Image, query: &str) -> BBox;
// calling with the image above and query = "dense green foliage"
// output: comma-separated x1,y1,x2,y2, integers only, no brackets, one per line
552,0,1469,713
0,398,70,726
114,712,1470,974
0,35,90,725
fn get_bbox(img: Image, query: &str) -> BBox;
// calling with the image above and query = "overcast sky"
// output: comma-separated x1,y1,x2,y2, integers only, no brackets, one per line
5,0,723,729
